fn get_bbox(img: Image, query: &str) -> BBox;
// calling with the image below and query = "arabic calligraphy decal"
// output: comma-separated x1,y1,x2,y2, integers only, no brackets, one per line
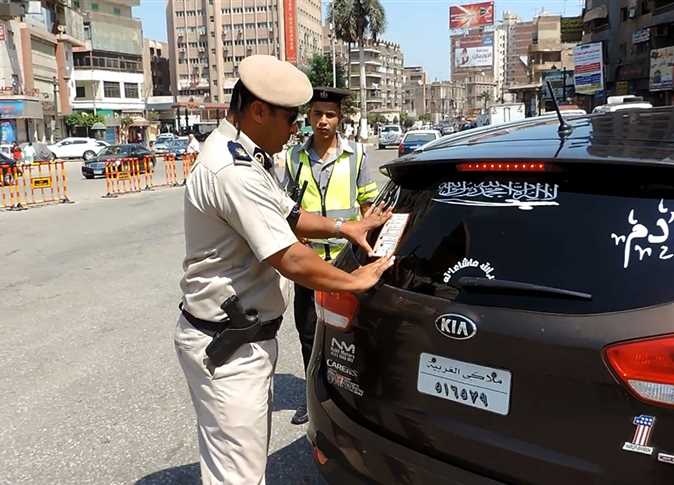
434,181,559,210
443,257,495,283
611,199,674,269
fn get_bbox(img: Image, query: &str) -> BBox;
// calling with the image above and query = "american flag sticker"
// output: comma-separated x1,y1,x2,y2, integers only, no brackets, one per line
623,415,656,455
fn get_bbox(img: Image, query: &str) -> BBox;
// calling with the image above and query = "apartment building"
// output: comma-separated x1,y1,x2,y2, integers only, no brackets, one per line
502,11,535,89
166,0,322,107
583,0,674,105
528,14,575,86
425,80,465,123
350,40,404,116
70,0,145,141
0,0,86,143
143,39,171,97
402,66,426,117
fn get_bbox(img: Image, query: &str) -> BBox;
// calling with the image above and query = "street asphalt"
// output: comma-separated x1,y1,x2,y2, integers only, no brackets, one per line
0,146,397,485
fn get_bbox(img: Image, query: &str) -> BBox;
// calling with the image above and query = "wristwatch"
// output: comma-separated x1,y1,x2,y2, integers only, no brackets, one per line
335,219,344,235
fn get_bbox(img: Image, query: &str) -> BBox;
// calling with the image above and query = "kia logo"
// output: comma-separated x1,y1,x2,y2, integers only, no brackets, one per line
435,314,477,340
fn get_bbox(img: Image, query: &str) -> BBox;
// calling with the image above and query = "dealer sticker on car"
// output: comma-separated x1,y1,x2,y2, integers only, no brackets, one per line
417,352,512,415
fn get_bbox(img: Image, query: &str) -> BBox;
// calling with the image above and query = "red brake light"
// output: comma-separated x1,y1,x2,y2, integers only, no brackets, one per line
605,335,674,407
457,162,548,172
315,290,359,331
398,143,404,155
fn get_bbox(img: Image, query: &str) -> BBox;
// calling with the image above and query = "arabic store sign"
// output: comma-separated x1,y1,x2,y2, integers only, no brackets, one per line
633,28,650,44
650,46,674,92
574,42,604,95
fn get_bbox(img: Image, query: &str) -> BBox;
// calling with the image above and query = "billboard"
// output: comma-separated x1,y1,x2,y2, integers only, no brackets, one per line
283,0,297,63
650,46,674,92
542,70,575,102
449,2,494,30
574,42,604,95
454,32,493,69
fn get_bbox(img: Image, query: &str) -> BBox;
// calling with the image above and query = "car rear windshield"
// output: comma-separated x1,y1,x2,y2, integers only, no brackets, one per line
381,126,399,133
405,133,436,143
373,163,674,314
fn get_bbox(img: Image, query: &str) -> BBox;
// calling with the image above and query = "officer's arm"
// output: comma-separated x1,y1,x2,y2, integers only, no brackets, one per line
264,242,393,293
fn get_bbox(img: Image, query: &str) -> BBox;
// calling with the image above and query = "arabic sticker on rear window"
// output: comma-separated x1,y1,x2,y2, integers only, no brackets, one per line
433,181,559,210
610,199,674,269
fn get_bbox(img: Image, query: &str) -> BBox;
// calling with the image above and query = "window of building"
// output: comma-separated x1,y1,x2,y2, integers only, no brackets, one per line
73,0,80,8
75,85,85,98
90,2,99,11
210,16,214,22
124,83,139,98
113,6,121,15
103,81,120,98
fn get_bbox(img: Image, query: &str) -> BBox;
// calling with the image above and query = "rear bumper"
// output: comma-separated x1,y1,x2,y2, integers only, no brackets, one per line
307,346,505,484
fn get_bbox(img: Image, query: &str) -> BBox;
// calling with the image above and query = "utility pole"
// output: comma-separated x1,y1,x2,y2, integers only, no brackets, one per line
329,0,336,87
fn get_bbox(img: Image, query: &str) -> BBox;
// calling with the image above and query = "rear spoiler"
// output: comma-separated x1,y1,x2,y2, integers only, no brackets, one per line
380,157,674,186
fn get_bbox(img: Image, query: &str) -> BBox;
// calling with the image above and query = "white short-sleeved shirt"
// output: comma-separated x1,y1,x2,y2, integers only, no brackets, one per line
180,120,298,322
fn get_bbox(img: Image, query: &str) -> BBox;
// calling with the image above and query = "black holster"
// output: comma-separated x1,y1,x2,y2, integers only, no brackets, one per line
180,296,281,368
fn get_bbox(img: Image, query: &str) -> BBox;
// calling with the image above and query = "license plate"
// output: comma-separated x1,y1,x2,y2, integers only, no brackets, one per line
94,169,103,175
417,352,512,415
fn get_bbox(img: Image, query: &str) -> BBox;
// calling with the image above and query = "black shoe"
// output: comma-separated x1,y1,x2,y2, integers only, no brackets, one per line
291,404,309,425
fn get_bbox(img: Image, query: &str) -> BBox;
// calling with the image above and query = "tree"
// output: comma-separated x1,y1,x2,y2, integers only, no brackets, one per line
65,112,105,136
479,90,492,110
120,116,133,143
400,111,415,129
305,53,346,89
419,113,432,123
330,0,386,139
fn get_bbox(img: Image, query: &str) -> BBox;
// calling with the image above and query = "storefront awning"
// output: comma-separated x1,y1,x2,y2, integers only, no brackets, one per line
130,117,150,127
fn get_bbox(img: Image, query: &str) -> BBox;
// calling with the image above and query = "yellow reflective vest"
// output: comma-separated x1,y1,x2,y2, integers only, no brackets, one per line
285,141,377,261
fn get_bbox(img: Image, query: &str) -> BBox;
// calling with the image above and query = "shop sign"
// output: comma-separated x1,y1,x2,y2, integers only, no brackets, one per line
0,100,25,117
574,42,604,95
650,46,674,92
0,24,5,42
633,28,650,45
616,81,630,96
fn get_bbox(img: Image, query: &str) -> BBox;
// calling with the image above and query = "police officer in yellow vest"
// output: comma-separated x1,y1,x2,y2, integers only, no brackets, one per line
284,86,378,425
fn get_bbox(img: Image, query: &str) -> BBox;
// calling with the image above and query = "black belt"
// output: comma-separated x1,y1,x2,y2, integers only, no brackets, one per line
180,304,282,340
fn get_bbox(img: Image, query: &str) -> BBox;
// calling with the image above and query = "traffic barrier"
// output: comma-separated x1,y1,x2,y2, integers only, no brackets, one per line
103,157,151,198
0,161,71,210
100,153,196,199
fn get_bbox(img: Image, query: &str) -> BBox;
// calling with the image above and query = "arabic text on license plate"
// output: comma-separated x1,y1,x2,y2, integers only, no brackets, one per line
417,352,512,415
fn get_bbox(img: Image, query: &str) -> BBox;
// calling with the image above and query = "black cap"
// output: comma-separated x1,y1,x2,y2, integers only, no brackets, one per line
311,86,351,104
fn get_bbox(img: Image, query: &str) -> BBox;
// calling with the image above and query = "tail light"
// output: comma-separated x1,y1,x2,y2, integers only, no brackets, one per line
457,162,548,172
398,143,404,156
315,290,359,331
605,334,674,407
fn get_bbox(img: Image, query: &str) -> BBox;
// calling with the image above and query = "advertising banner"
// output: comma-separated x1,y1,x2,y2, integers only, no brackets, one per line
454,32,493,69
283,0,297,63
650,46,674,92
574,42,604,95
449,2,494,30
542,70,575,102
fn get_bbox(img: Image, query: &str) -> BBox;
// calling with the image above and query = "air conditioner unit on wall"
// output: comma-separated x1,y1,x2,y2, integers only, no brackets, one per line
0,0,27,19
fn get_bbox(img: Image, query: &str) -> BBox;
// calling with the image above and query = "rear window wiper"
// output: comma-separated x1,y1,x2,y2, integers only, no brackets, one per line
454,277,592,301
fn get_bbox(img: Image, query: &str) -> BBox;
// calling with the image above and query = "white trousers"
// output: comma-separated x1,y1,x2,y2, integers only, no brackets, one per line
174,315,278,485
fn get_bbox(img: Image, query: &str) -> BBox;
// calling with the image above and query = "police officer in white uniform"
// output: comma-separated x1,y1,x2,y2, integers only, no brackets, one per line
175,55,394,485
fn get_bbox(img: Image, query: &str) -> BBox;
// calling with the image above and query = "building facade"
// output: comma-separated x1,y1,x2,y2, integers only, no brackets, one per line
349,40,404,116
143,39,171,97
502,12,535,90
583,0,674,105
402,66,426,117
0,0,86,143
166,0,322,108
70,0,146,142
425,80,465,123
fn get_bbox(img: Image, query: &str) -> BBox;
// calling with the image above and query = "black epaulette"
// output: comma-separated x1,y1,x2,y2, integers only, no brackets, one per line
228,141,252,166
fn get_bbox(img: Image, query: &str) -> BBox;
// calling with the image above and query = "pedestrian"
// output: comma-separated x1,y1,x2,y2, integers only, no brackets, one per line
283,86,379,425
175,55,393,485
22,142,35,166
186,133,200,154
11,142,22,165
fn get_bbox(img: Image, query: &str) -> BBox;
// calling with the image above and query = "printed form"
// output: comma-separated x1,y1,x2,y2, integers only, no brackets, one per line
372,213,410,257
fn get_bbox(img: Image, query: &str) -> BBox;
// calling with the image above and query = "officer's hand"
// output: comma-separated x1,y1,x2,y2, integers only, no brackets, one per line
350,254,396,293
342,203,393,256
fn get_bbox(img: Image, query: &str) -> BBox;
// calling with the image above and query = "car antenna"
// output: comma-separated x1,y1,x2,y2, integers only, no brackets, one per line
546,80,573,137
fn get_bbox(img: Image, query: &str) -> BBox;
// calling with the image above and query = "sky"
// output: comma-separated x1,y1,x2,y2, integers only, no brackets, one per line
135,0,584,81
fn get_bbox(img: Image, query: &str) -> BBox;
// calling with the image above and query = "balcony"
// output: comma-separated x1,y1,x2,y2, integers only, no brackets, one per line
529,41,561,53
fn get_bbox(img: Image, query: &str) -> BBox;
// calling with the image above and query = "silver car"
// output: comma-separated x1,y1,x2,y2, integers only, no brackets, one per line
378,125,402,149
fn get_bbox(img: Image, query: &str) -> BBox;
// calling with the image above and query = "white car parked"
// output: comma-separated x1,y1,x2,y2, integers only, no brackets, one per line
48,137,109,160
